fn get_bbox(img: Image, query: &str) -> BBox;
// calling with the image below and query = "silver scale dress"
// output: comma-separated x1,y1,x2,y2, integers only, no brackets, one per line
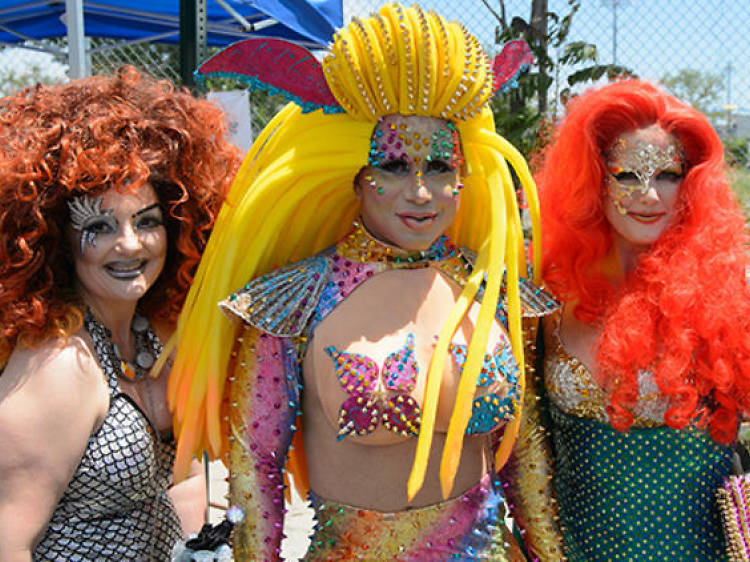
33,314,182,561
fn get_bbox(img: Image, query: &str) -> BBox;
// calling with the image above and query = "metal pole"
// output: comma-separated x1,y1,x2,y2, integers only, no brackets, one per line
203,451,211,523
65,0,87,78
726,63,734,137
612,1,618,65
179,0,207,88
530,0,548,114
727,63,733,107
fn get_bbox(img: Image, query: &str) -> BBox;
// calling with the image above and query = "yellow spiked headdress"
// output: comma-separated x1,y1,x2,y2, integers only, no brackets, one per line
174,3,540,501
324,4,493,120
197,3,532,123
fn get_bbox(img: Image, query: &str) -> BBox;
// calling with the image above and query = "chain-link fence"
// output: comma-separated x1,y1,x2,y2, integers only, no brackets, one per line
1,1,748,143
0,37,180,98
88,37,181,84
343,1,750,136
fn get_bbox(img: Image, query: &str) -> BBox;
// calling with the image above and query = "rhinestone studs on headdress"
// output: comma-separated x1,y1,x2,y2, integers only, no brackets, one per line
196,4,533,122
323,4,496,122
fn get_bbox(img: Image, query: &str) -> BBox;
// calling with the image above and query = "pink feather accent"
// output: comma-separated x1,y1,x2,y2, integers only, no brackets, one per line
197,38,341,111
492,39,534,94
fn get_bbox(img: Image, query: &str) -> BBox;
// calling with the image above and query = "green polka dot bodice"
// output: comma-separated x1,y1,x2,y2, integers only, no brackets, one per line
550,403,732,561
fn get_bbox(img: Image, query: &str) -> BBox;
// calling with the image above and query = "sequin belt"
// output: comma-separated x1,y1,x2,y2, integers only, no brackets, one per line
305,473,524,561
549,403,732,561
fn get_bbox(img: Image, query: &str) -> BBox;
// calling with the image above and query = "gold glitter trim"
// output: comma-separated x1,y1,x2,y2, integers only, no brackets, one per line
505,317,567,561
717,474,750,561
543,310,666,428
228,327,265,557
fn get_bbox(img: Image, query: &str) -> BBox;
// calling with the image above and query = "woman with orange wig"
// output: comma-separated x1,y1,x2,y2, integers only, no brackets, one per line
509,80,750,560
0,66,239,559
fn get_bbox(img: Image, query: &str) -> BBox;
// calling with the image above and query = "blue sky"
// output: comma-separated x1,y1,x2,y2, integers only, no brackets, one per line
344,0,750,113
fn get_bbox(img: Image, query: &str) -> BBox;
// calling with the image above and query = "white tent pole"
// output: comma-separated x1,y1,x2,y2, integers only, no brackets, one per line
65,0,87,78
215,0,276,32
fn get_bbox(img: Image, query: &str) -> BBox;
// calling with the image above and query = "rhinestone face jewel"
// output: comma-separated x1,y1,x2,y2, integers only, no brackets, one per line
367,117,462,171
604,129,684,215
68,195,116,254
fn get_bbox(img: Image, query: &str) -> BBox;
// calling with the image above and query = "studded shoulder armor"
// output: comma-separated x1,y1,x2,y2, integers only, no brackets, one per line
512,278,559,318
460,247,559,319
220,255,332,337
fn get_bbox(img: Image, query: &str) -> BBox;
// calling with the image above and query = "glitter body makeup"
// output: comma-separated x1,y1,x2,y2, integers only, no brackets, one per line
357,114,463,251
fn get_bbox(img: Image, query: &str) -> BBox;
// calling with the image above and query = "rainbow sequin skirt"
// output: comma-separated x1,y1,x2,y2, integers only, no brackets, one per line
550,403,732,561
305,473,524,561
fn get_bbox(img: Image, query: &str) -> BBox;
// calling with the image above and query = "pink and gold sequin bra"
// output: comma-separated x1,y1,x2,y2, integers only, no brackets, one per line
325,332,520,439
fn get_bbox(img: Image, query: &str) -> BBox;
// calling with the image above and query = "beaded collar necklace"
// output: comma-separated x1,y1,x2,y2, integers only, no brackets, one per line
336,220,461,265
84,310,161,383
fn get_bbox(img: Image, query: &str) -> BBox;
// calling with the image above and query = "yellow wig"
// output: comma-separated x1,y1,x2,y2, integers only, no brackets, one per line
168,2,541,501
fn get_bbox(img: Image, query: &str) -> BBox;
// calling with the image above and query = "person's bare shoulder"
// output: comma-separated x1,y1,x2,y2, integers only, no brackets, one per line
0,335,110,553
0,334,109,446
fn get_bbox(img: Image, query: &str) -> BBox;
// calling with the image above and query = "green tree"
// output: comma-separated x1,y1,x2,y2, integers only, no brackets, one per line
661,68,724,114
483,0,634,158
725,137,749,168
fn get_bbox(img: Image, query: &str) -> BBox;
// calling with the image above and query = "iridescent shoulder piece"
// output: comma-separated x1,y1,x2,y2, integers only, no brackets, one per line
219,256,331,337
460,248,559,318
513,278,559,318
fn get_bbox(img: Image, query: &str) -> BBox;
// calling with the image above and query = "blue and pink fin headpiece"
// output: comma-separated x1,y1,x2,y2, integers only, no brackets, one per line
196,4,533,120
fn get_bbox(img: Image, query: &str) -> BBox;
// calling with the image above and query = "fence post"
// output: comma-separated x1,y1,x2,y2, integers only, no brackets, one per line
180,0,207,88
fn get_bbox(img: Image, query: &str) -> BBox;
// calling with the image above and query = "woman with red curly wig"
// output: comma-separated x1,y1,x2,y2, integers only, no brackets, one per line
508,80,750,561
0,66,239,559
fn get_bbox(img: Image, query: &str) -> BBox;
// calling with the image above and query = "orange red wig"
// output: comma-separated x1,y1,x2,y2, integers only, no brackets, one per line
0,66,239,365
538,79,750,442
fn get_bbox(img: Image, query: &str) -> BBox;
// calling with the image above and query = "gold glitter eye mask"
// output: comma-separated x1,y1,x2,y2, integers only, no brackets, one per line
605,139,683,213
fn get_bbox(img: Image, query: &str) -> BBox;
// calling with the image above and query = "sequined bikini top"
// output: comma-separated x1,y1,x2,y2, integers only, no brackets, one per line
542,310,669,427
324,332,520,439
325,333,422,438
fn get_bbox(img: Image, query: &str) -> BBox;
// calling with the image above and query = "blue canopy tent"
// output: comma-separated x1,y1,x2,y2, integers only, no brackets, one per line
0,0,342,81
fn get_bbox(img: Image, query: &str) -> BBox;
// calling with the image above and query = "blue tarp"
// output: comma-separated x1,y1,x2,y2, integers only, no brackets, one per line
0,0,342,49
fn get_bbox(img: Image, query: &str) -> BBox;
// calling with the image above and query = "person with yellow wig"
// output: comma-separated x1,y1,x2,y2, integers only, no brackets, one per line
167,3,555,559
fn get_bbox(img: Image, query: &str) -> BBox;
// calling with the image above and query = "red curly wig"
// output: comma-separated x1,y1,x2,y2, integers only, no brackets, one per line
538,79,750,443
0,66,240,365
